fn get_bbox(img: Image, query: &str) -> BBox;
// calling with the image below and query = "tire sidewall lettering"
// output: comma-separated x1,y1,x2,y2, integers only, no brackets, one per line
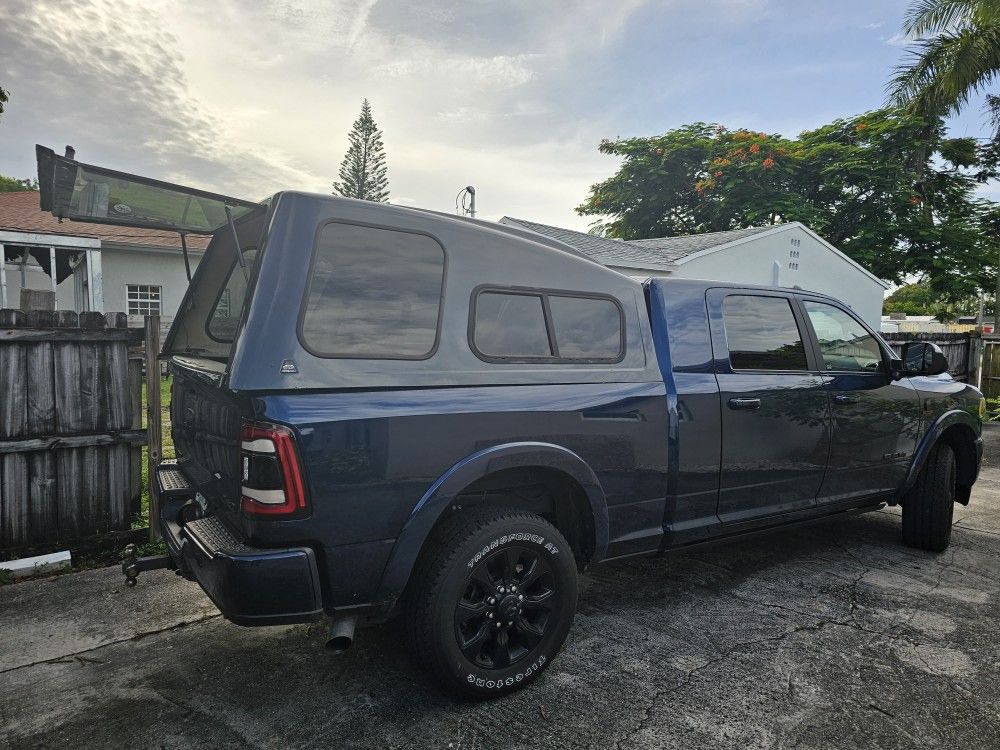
467,533,558,569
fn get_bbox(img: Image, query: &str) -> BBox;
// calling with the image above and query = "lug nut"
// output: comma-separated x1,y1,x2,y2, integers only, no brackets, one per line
508,621,514,626
511,585,517,592
487,612,494,618
496,621,502,628
518,595,524,601
499,586,506,594
488,597,496,605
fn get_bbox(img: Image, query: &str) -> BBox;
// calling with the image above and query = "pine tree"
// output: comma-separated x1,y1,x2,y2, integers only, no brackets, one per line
332,99,389,202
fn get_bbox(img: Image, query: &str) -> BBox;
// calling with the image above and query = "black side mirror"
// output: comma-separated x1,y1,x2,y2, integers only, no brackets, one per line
901,341,949,377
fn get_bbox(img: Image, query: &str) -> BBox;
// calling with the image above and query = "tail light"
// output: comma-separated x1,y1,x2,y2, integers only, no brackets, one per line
240,420,308,517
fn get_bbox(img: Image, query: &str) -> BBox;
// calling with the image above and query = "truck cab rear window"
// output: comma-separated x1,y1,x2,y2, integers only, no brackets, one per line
723,295,807,371
471,288,624,362
299,223,445,359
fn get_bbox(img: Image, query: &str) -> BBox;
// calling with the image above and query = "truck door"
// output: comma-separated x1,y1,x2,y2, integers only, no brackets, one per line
708,289,832,523
797,297,921,502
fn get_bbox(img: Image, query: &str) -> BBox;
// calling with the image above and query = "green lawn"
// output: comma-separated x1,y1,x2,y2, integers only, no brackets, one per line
136,376,174,529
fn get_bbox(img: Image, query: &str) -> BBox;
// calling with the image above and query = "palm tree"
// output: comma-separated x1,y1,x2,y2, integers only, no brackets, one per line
889,0,1000,117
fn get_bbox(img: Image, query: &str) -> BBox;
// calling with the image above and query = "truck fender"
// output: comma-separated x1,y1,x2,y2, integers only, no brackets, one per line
376,442,609,602
901,409,981,501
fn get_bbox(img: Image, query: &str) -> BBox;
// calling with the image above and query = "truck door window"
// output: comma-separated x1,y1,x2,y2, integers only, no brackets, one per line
802,301,883,372
299,223,445,359
723,295,808,371
474,292,552,358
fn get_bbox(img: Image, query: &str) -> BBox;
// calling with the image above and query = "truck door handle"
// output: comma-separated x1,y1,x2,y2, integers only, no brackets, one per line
833,394,860,405
728,397,761,410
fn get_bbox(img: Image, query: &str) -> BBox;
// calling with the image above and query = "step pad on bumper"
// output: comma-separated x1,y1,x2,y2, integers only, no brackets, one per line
157,462,194,498
184,516,253,555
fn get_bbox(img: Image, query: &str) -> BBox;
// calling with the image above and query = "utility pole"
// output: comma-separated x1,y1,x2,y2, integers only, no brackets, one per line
456,186,476,219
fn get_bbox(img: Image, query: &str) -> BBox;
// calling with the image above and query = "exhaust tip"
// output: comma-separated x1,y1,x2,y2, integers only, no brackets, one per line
325,615,357,653
325,634,353,653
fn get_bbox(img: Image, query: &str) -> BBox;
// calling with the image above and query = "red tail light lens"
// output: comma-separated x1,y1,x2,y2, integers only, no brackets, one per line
240,421,308,516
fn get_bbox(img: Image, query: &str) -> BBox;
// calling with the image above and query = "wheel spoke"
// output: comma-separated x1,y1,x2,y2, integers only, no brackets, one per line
523,587,555,610
502,548,518,583
489,629,511,668
459,620,491,659
470,564,495,592
456,599,487,624
514,616,544,648
519,556,545,589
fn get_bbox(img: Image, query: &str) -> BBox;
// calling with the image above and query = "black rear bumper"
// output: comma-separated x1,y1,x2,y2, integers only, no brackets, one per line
158,468,324,626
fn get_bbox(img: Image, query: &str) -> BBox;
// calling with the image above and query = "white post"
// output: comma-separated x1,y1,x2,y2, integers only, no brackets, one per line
49,246,57,309
0,243,7,308
86,249,104,312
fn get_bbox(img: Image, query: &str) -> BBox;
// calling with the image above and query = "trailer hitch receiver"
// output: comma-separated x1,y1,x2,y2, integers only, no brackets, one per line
121,543,172,587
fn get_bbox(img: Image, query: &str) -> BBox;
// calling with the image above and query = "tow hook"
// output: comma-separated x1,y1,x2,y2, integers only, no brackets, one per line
121,544,172,587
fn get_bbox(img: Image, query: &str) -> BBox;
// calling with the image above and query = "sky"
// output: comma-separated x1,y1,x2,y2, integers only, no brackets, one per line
1,0,995,231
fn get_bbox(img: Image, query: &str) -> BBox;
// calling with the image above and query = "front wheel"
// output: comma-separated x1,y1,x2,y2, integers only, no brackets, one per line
405,508,578,698
902,442,956,552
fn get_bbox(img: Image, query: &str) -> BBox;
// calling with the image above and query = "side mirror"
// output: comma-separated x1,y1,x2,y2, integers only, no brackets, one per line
901,341,949,377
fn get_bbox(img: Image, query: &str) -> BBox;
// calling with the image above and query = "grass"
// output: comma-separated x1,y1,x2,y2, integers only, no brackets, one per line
136,376,174,530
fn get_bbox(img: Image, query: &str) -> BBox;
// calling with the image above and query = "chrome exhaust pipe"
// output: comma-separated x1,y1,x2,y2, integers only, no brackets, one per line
325,615,357,653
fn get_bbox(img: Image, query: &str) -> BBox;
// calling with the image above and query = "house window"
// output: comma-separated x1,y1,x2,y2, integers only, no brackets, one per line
126,284,161,316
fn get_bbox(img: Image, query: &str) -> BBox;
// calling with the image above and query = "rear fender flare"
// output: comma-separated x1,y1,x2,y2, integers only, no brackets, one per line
376,442,608,602
902,409,980,499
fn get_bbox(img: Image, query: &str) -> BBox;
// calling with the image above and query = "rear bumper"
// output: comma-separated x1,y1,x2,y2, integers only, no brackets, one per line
160,495,324,626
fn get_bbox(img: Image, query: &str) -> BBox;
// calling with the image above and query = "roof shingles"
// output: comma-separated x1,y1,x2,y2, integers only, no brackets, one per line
500,216,781,268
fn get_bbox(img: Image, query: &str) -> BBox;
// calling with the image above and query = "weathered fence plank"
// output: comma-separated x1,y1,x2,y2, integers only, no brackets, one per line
146,316,162,540
0,309,150,548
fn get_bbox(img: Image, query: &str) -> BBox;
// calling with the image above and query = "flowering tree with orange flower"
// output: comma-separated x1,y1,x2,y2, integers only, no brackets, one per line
578,108,997,299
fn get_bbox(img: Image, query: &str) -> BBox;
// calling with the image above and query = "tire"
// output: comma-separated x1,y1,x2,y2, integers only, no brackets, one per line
902,442,956,552
405,507,578,699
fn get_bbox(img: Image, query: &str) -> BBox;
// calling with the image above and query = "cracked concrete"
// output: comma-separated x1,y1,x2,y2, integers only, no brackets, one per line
3,427,1000,749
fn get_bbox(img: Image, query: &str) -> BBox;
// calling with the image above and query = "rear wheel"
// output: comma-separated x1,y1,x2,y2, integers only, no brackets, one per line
902,442,956,552
405,508,577,698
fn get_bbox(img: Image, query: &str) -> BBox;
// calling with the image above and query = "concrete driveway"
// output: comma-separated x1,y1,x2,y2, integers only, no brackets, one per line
4,428,1000,750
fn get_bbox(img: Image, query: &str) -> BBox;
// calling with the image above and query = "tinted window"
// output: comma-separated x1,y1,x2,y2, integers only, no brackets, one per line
208,247,258,341
723,295,807,371
803,301,883,372
548,295,622,359
300,223,444,358
474,292,551,358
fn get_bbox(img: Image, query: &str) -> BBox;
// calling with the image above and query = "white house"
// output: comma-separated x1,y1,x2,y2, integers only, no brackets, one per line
0,190,205,322
499,218,889,327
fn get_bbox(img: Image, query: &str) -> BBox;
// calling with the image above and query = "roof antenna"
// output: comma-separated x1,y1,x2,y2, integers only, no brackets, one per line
64,145,75,160
456,186,476,219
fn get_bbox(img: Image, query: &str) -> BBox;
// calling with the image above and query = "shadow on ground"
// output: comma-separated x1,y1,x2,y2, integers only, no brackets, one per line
3,430,1000,749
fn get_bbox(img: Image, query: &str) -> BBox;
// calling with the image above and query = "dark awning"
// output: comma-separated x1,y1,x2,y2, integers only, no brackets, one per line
36,145,260,235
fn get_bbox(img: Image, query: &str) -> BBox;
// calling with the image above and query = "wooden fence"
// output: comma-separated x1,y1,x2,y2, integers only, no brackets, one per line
882,332,975,382
0,309,147,547
979,336,1000,400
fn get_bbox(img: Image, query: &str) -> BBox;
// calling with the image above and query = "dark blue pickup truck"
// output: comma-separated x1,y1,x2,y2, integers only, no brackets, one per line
34,149,985,698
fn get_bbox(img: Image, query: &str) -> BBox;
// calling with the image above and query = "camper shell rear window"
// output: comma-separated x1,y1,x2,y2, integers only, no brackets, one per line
297,221,447,360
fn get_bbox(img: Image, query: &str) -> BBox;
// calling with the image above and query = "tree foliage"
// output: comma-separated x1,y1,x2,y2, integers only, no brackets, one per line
883,281,982,319
889,0,1000,117
0,85,7,119
0,175,38,192
332,99,389,202
577,109,997,299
